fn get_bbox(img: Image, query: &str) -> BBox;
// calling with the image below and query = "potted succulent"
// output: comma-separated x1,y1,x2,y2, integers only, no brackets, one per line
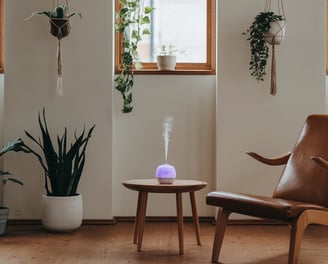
8,109,95,232
244,11,286,86
0,139,24,235
155,45,185,71
114,0,154,113
26,5,82,40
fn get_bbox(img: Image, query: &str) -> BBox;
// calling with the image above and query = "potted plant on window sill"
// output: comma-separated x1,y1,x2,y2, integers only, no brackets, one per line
243,11,286,95
0,139,24,235
7,109,95,232
155,45,185,71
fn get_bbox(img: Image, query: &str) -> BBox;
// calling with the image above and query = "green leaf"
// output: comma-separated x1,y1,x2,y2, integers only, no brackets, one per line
0,139,25,156
140,16,150,25
144,6,155,14
67,12,82,19
0,171,11,176
119,8,129,16
142,28,150,35
3,178,23,186
128,1,137,8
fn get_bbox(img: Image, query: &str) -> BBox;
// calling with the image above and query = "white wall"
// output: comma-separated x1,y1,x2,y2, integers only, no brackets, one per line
217,0,326,219
2,0,326,220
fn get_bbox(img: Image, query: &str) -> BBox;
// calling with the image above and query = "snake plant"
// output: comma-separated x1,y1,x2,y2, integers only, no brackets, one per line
6,109,95,196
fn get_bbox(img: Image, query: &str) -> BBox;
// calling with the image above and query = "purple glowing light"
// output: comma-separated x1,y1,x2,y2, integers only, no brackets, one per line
156,164,176,184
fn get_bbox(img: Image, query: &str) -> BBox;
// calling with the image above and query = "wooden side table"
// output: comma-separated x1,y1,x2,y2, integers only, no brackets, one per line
122,179,207,255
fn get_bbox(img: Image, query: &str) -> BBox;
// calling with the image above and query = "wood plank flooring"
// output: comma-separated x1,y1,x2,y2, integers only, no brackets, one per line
0,222,328,263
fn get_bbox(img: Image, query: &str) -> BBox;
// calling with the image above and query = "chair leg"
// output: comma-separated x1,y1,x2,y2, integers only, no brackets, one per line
211,208,231,263
288,212,309,264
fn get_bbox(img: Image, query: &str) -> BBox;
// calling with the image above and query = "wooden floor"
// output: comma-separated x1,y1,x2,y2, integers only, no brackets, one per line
0,222,328,264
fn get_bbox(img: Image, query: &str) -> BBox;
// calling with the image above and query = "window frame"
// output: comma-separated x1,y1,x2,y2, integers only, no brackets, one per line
114,0,216,75
0,0,3,73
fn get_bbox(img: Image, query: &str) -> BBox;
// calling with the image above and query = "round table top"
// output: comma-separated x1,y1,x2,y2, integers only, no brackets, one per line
122,179,207,193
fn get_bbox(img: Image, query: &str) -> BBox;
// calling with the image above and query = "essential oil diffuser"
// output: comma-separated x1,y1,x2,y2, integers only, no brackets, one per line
156,163,176,184
156,116,176,184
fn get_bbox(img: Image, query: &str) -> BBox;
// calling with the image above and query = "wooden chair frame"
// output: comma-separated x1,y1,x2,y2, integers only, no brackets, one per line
207,115,328,264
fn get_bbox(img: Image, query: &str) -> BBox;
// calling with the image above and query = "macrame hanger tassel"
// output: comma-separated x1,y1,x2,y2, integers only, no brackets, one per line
52,0,70,96
270,38,277,95
265,0,286,96
56,39,63,96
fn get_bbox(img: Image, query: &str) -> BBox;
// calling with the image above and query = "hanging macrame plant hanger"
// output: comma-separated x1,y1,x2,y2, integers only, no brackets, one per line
50,0,71,96
264,0,286,96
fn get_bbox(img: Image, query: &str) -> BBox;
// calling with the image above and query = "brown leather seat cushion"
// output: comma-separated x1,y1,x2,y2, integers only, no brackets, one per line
206,191,328,220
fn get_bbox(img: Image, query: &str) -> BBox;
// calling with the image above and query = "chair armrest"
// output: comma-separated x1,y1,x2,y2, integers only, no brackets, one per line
246,151,291,166
311,157,328,170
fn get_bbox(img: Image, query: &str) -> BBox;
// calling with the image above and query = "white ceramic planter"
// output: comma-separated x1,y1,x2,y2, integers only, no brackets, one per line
41,194,83,232
0,207,9,235
265,20,286,45
156,55,177,71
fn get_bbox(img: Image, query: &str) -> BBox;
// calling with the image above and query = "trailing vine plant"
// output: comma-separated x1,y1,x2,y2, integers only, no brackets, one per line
243,12,283,81
115,0,154,113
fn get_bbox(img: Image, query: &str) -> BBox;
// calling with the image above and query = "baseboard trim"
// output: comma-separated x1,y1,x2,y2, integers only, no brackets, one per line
7,219,42,225
7,217,286,226
114,216,215,223
114,216,286,225
226,219,286,225
7,219,117,226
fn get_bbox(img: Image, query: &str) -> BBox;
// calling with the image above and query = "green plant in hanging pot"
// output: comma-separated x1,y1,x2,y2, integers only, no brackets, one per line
26,3,82,96
26,5,82,39
114,0,155,113
243,12,285,82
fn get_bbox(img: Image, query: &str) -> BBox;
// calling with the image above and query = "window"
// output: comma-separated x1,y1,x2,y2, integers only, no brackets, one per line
115,0,216,75
0,0,3,73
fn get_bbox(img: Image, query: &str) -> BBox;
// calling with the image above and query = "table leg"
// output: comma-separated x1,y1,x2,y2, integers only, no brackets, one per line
133,191,142,244
137,191,148,251
176,192,184,255
189,191,201,245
